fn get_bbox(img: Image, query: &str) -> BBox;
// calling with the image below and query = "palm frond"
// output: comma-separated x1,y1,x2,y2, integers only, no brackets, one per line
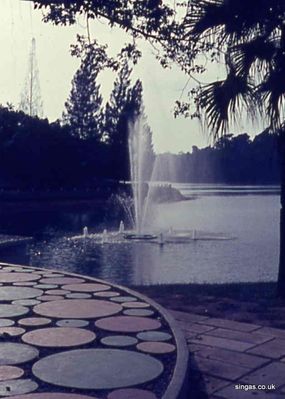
229,37,276,78
259,68,285,128
185,0,282,45
198,72,255,139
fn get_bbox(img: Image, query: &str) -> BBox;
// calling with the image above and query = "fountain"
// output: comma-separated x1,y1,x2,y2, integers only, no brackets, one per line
119,221,125,234
71,115,233,244
125,115,157,240
102,229,108,244
122,115,233,242
83,226,89,238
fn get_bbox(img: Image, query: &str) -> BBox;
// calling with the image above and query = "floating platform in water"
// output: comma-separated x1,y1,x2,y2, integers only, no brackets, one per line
123,234,157,240
70,229,234,245
0,235,33,249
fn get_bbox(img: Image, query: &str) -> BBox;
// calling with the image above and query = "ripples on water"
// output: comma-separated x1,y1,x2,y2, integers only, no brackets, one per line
0,185,280,285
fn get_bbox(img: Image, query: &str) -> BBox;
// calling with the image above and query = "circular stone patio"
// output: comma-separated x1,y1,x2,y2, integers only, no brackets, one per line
0,262,188,399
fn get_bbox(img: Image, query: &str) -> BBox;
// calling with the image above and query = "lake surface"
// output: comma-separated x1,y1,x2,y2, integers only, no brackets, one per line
0,185,280,286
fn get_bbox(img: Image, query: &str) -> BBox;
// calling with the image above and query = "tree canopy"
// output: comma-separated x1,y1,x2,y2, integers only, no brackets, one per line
30,0,206,83
181,0,285,137
63,36,105,140
156,131,279,184
32,0,184,59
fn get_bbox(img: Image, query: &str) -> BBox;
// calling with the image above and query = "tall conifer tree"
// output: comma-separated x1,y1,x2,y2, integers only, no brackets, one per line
64,43,103,140
104,61,133,144
106,72,154,180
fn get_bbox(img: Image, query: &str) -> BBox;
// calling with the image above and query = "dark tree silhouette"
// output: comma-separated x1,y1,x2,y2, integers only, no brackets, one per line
63,37,105,140
155,131,279,185
0,106,80,189
104,61,133,145
0,105,277,189
184,0,285,297
105,70,154,181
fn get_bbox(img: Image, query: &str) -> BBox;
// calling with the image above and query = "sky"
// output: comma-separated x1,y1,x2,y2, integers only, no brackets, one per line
0,1,266,153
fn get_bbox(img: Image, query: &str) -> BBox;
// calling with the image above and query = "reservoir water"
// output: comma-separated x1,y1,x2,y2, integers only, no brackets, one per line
0,184,280,286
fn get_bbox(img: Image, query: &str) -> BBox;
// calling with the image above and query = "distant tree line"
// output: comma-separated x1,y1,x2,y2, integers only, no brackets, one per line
156,132,280,184
0,110,279,189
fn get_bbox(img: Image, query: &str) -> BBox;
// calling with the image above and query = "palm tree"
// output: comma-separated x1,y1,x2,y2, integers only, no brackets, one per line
184,0,285,297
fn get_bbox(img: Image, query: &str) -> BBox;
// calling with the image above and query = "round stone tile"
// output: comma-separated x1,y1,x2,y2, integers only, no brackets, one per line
45,290,70,296
38,295,65,301
18,318,52,327
137,331,172,342
10,394,98,399
0,287,43,301
136,342,176,354
39,277,85,285
32,349,164,389
0,273,40,283
0,327,25,336
0,319,14,327
12,300,41,307
0,379,38,396
56,319,89,328
108,388,157,399
0,366,24,381
66,293,91,299
22,327,95,348
111,296,138,303
34,284,58,289
94,291,120,298
101,335,138,347
123,309,154,317
62,283,110,292
34,299,122,319
95,316,161,333
0,305,29,318
13,282,36,287
0,343,39,365
122,302,150,309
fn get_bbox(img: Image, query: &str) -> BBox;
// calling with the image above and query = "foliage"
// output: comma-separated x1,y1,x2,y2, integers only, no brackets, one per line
0,55,154,188
105,72,154,180
0,106,80,189
31,0,198,77
64,35,146,143
33,0,182,49
104,60,133,145
63,37,105,140
156,131,280,184
181,0,285,138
